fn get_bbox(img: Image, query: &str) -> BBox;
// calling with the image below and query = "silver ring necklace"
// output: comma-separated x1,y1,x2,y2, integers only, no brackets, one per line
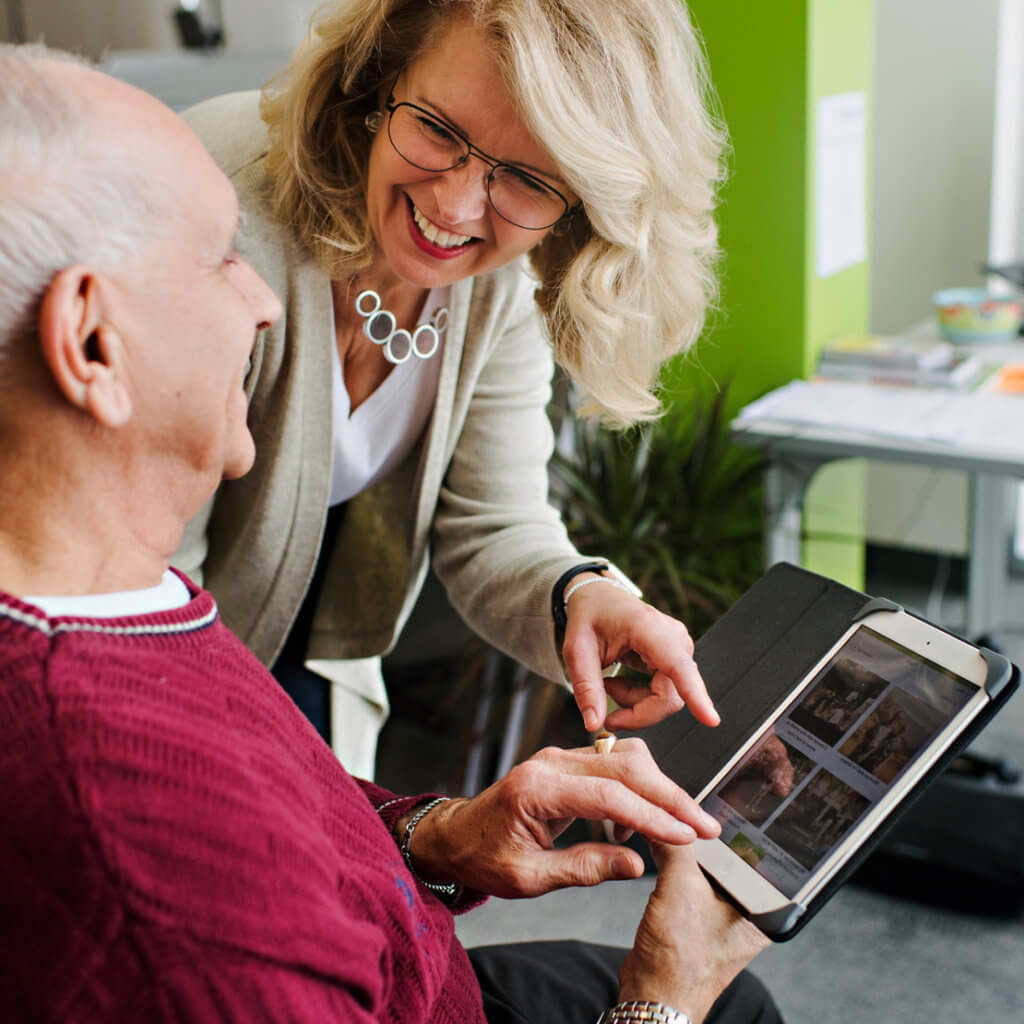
354,289,449,365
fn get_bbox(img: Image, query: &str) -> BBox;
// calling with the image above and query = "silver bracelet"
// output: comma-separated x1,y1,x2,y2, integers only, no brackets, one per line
399,797,460,899
595,1000,693,1024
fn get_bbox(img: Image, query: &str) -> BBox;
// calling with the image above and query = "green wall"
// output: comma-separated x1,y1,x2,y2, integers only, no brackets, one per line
668,0,875,586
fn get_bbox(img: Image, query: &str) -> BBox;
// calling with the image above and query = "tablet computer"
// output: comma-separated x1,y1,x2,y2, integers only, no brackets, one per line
693,600,1017,941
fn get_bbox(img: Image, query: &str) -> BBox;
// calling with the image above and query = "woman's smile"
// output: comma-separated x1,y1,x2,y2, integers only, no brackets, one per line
406,196,478,258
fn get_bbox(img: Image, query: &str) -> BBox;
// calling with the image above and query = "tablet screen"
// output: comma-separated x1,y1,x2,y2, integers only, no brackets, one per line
700,626,978,898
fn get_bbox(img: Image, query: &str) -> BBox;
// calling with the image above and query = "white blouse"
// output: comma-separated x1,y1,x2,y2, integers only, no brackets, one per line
328,288,450,507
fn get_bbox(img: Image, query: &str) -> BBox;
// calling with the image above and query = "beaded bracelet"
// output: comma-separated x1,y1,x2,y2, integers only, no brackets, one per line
399,796,460,899
595,999,692,1024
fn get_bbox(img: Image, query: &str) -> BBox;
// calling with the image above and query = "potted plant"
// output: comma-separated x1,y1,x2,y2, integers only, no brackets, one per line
549,381,764,639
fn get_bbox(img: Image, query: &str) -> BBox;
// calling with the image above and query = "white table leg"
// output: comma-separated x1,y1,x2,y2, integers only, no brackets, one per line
966,472,1013,639
762,458,828,569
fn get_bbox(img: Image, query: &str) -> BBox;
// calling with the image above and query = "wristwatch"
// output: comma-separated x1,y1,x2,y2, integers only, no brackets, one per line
595,1000,692,1024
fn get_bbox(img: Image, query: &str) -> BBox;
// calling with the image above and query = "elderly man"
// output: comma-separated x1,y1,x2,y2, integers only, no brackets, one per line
0,47,779,1024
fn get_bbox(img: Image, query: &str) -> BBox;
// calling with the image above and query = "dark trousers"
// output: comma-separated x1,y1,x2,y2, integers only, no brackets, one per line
468,940,782,1024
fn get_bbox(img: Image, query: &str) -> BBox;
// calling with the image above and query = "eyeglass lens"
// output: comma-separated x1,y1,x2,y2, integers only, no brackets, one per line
387,104,566,229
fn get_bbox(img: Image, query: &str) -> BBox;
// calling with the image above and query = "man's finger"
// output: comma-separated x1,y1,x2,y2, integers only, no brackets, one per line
519,844,648,895
534,755,718,841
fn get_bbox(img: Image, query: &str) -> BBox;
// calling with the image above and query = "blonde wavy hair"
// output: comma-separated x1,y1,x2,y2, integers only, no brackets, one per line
262,0,726,426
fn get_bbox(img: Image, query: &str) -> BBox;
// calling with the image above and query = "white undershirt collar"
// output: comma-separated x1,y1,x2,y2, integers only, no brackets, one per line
25,569,191,619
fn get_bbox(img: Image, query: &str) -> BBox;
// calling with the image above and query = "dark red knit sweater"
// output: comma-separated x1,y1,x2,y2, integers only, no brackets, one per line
0,580,486,1023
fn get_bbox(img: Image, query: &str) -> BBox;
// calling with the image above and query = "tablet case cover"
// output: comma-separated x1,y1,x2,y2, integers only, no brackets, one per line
626,561,868,797
627,561,1019,940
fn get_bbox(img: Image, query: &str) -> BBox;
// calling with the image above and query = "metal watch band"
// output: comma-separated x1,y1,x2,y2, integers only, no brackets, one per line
595,1000,693,1024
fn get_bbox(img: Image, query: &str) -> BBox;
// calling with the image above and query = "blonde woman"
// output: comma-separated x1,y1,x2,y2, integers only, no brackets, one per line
175,0,728,778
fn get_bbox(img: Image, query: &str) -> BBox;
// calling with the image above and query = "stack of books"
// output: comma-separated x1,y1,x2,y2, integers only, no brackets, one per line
815,335,985,389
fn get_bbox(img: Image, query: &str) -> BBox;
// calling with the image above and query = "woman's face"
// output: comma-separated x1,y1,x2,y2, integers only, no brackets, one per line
365,15,573,291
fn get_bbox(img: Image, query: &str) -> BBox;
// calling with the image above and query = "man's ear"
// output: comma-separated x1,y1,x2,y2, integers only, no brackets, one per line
37,266,133,428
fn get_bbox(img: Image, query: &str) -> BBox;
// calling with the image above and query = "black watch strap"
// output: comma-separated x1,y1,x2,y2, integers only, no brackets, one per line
551,562,608,632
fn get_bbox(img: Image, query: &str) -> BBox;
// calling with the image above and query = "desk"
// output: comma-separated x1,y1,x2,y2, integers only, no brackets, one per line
732,372,1024,638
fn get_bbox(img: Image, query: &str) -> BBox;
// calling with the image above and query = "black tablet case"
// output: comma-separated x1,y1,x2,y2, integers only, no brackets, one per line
626,562,868,796
626,561,1019,939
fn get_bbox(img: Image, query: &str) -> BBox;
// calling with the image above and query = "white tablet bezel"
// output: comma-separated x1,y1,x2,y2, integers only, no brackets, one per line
694,608,991,920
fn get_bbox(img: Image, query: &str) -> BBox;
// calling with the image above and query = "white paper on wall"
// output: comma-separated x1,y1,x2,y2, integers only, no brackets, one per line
815,91,868,279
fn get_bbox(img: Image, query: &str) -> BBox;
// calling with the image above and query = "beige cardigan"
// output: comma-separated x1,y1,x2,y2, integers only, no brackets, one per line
174,93,601,756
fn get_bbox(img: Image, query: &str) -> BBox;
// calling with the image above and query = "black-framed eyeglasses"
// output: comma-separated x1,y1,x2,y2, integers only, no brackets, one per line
383,81,577,232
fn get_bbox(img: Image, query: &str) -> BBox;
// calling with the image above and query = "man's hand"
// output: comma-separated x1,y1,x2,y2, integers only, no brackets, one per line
561,576,719,733
408,739,720,898
619,843,770,1022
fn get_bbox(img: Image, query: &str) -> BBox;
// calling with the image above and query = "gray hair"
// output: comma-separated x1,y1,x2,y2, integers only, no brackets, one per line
0,44,168,358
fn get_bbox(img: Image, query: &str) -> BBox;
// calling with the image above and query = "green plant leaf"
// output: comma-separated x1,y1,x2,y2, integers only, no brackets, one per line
550,382,764,637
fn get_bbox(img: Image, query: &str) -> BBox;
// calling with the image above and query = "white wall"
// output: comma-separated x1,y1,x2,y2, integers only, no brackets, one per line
13,0,178,55
866,0,1001,555
219,0,322,52
989,0,1024,269
2,0,322,55
871,0,999,332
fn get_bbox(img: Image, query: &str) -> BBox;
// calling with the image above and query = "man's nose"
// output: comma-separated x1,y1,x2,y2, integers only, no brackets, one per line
244,260,282,330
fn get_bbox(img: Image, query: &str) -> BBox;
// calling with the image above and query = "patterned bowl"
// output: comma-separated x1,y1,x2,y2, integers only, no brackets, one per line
932,288,1023,343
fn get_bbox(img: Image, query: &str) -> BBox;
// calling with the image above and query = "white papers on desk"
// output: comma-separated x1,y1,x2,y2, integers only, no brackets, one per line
737,380,1024,456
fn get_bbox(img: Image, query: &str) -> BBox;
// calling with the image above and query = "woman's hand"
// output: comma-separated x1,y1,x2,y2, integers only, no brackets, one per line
619,842,770,1022
408,738,720,899
561,575,719,733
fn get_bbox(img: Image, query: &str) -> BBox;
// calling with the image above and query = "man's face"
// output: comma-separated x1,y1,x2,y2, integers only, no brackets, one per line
110,105,281,487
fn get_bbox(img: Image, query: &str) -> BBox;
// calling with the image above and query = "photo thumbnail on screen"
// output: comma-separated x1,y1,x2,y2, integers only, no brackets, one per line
702,626,976,897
